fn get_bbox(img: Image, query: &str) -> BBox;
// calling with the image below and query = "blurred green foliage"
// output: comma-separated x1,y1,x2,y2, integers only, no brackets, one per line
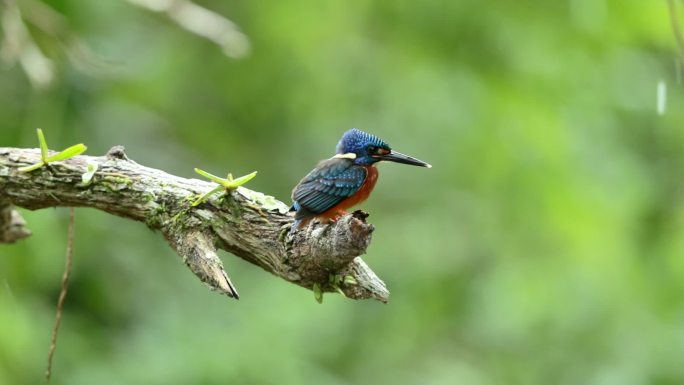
1,0,683,384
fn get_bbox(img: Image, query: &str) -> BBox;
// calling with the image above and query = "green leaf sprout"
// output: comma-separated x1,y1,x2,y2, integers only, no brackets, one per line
81,161,99,185
313,283,323,304
192,168,257,206
18,128,87,172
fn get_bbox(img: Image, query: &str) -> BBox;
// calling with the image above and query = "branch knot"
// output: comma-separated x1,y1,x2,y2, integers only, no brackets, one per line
106,146,129,161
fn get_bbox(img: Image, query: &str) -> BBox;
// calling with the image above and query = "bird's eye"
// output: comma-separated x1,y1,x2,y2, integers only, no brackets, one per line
368,146,390,156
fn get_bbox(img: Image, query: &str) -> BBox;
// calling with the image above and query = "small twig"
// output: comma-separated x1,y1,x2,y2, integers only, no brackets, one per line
125,0,250,58
668,0,684,66
45,208,75,382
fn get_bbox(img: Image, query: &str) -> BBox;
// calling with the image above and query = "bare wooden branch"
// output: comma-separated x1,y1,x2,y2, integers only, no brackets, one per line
0,146,389,302
668,0,684,66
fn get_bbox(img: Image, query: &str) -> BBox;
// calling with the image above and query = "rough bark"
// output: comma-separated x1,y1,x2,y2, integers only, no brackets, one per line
0,146,389,302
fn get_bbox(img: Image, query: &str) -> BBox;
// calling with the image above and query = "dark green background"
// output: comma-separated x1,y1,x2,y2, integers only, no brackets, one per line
1,1,683,384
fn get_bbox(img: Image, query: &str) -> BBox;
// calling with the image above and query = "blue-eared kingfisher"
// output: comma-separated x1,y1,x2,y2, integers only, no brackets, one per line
291,128,431,229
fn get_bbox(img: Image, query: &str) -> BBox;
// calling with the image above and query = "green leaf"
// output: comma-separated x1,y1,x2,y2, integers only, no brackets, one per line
19,129,88,172
335,286,347,298
81,161,98,184
37,128,48,161
194,168,226,185
343,275,358,285
313,283,323,304
45,144,87,162
229,171,257,188
194,168,257,190
18,161,45,173
192,185,224,206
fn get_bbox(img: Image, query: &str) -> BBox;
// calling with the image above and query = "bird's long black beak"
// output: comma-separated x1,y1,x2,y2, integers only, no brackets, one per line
377,150,432,168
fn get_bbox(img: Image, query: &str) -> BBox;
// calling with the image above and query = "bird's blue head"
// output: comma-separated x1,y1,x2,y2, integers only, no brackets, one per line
335,128,431,168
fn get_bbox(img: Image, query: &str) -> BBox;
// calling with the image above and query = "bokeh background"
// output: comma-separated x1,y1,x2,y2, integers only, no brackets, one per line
1,0,683,384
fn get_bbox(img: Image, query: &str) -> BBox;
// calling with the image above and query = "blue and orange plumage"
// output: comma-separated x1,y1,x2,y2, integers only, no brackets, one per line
291,128,431,229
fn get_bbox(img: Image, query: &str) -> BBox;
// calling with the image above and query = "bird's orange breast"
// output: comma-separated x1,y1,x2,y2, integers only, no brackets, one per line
319,165,378,219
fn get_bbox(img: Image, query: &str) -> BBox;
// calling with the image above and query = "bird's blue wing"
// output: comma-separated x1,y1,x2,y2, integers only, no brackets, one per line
292,158,366,220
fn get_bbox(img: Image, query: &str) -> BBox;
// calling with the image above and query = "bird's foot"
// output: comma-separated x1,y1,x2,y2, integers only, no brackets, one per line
317,211,347,225
329,210,348,223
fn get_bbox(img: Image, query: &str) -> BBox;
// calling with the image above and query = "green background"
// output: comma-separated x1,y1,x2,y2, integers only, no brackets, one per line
1,1,683,384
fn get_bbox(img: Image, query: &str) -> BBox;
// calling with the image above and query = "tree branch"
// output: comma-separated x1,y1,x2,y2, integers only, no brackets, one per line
0,146,389,303
668,0,684,67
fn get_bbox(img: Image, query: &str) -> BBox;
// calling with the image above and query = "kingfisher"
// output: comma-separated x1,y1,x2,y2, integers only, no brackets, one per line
291,128,431,229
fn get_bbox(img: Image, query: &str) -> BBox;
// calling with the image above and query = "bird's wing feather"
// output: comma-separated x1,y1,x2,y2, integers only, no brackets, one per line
292,158,366,219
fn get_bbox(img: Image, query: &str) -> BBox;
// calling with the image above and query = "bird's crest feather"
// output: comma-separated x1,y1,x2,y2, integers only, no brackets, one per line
336,128,390,154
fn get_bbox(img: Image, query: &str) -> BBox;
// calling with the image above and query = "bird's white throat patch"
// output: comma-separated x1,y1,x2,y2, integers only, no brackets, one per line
333,153,357,159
